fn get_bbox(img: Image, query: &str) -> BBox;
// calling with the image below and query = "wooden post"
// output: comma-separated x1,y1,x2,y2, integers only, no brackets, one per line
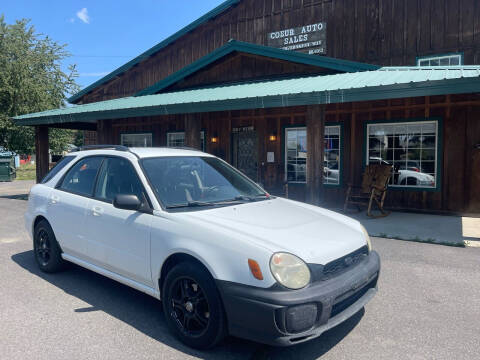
35,126,49,183
97,120,113,144
184,114,201,149
306,105,325,205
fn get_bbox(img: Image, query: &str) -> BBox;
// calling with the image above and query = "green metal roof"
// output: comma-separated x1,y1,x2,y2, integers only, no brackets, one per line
14,66,480,126
135,40,379,96
67,0,240,104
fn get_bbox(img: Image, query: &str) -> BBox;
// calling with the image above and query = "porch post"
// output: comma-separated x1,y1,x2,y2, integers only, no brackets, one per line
35,125,49,183
184,114,201,149
97,120,113,144
306,105,325,205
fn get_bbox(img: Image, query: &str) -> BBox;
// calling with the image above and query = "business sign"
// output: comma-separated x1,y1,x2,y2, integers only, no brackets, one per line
267,23,326,55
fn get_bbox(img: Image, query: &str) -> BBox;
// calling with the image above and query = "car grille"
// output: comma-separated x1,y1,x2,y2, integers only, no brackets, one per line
322,246,369,279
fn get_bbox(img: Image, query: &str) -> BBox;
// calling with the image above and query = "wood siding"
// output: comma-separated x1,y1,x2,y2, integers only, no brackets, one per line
102,94,480,214
78,0,480,104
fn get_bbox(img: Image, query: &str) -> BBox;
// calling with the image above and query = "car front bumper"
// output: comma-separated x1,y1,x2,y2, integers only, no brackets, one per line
216,250,380,346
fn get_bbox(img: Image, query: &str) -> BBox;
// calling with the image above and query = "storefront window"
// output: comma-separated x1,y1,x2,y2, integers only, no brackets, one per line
120,133,152,147
324,125,341,185
285,126,342,184
366,121,438,188
167,131,206,151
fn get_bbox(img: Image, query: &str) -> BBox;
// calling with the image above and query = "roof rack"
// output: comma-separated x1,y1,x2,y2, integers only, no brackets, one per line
169,146,203,152
72,145,129,152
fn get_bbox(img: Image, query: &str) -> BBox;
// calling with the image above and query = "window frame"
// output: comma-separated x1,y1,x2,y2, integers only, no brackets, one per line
120,132,153,148
283,124,344,186
364,118,443,192
416,53,463,67
166,130,206,151
284,126,308,184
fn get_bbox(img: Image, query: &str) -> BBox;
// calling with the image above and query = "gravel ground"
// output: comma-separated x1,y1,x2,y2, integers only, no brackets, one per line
1,182,479,360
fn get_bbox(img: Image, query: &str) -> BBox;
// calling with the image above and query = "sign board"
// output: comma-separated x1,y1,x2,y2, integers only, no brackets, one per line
267,23,326,55
267,152,275,163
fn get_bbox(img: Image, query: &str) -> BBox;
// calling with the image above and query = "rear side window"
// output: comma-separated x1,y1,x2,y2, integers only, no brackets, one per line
41,156,76,184
59,157,103,197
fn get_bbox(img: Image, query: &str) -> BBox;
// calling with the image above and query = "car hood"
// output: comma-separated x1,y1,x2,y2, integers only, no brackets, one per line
183,197,367,265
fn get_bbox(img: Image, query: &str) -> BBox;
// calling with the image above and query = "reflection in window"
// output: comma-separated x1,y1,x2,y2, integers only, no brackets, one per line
367,121,438,188
285,128,307,183
324,126,341,185
167,131,206,151
121,133,152,147
417,54,462,66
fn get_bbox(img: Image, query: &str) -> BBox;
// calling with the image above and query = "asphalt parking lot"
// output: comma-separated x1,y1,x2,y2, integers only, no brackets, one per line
1,181,480,360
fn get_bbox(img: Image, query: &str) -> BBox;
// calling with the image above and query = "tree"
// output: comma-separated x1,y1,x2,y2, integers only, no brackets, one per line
0,15,80,154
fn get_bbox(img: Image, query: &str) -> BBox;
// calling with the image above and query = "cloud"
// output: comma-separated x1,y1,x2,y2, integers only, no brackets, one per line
68,18,75,23
79,72,109,77
76,8,90,24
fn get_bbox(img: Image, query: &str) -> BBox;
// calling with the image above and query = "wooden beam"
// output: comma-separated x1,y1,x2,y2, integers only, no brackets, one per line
306,105,325,205
97,120,113,144
35,126,49,183
184,114,201,149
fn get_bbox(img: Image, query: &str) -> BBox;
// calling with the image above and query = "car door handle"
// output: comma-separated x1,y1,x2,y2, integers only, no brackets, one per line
50,195,60,204
92,206,104,216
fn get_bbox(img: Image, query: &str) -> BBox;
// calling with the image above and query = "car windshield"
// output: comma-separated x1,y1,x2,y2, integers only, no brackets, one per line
141,156,269,210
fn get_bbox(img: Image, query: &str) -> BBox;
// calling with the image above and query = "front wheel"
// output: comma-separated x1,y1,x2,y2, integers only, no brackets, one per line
162,262,226,349
33,220,65,273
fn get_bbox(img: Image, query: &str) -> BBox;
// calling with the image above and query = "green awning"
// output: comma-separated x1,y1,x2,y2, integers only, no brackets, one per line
14,66,480,126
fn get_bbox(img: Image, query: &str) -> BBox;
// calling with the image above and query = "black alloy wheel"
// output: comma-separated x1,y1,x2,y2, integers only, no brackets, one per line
162,261,226,349
33,220,65,273
170,278,210,337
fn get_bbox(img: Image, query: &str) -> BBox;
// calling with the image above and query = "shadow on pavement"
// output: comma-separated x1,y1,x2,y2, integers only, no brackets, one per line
0,194,28,200
12,250,363,360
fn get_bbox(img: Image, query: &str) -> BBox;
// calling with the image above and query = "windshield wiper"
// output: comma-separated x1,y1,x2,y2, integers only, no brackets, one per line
166,201,216,209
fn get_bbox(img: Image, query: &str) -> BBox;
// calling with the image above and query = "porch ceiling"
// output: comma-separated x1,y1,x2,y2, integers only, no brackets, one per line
13,66,480,126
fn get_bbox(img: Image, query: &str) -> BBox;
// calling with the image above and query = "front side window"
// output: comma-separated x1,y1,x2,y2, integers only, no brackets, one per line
121,133,152,147
141,156,267,209
367,121,438,188
59,157,103,196
285,128,307,183
94,157,145,203
167,131,206,151
417,53,462,66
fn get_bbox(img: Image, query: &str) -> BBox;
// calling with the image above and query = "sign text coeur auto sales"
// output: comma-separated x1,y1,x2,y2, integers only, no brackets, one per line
267,23,327,55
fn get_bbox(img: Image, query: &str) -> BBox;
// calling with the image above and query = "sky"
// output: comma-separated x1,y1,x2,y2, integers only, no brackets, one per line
3,1,226,92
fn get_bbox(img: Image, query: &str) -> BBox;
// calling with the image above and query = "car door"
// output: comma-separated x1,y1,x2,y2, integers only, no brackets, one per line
83,156,153,287
47,156,104,259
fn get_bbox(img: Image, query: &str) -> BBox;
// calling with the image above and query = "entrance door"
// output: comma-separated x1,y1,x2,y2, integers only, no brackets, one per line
232,130,258,182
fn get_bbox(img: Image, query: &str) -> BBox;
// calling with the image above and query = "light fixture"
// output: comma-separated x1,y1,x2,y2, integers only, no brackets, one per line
211,133,219,143
269,132,277,142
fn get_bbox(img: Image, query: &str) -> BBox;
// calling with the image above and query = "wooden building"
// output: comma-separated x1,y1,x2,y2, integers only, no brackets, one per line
14,0,480,214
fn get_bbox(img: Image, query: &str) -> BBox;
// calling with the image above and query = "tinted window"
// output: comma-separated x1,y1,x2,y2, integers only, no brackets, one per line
60,157,103,196
42,156,76,184
94,157,144,203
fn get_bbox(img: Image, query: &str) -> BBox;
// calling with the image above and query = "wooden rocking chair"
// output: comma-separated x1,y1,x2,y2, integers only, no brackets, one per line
344,164,393,218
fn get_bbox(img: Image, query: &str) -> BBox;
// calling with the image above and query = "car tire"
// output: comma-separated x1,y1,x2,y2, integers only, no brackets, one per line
33,220,65,273
162,261,226,349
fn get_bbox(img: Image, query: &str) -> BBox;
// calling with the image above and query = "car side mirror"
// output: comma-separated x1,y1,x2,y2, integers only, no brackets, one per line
113,194,142,211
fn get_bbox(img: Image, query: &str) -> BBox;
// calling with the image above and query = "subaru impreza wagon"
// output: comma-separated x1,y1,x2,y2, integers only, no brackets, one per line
25,145,380,349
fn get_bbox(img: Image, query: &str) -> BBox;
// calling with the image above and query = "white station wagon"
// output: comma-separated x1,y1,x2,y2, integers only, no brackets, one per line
25,146,380,349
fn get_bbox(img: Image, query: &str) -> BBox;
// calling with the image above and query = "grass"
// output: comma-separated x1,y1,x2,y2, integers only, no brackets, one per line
15,163,36,181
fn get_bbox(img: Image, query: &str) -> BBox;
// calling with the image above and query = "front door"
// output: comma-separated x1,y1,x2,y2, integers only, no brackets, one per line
83,157,153,287
232,130,258,182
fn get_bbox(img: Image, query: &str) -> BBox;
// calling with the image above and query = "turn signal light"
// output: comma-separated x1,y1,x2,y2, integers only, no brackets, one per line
248,259,264,280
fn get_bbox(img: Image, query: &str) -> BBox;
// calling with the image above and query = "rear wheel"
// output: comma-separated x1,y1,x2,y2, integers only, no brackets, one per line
162,261,226,349
33,220,65,273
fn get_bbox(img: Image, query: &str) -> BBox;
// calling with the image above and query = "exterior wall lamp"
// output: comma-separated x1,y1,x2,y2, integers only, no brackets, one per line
211,133,219,144
269,132,277,142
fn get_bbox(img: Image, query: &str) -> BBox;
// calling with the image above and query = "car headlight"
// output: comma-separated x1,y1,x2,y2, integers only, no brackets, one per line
360,224,373,252
270,252,311,289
